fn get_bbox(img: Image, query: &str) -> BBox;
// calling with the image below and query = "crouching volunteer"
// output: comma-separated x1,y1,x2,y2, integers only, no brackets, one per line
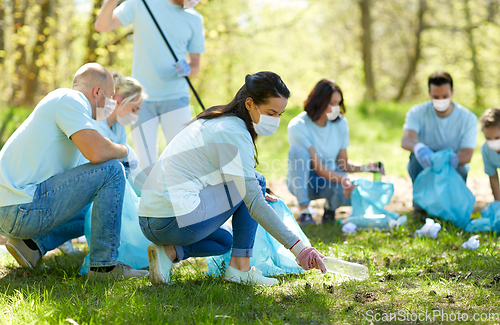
139,71,327,286
287,79,384,226
0,63,147,279
401,71,477,219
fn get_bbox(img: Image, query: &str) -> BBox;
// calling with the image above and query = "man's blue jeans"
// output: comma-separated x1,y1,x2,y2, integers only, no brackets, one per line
139,172,267,263
286,145,351,210
0,160,126,267
407,153,468,211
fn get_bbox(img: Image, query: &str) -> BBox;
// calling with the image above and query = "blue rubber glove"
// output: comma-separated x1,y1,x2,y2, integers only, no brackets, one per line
174,59,191,77
450,153,459,169
414,143,434,169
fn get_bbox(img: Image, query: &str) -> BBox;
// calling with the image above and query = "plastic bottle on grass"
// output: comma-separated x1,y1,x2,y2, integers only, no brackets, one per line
322,257,369,280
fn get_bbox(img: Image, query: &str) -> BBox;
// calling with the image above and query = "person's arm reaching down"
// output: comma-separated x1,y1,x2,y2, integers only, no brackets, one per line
71,129,128,164
188,53,200,77
490,173,500,201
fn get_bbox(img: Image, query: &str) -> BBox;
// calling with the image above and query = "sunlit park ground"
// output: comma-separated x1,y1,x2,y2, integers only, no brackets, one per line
0,103,499,324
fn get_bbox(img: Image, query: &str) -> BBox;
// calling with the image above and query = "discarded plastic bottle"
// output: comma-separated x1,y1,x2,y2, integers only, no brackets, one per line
322,256,369,280
337,214,390,227
373,161,382,182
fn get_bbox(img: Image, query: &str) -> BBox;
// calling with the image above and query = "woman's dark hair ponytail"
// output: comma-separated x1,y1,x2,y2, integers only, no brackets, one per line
195,71,290,164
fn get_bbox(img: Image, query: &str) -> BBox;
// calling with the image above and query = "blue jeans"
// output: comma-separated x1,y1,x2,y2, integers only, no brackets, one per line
407,153,468,211
139,172,267,262
0,160,126,267
131,98,191,170
286,145,351,210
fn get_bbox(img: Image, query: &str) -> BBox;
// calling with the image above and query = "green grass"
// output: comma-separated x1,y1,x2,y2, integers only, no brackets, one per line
1,102,498,324
0,216,499,324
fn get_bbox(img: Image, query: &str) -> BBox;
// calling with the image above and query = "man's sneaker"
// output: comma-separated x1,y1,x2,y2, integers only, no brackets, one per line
299,213,316,226
5,238,41,270
147,243,173,285
322,209,336,224
225,265,278,286
87,262,149,280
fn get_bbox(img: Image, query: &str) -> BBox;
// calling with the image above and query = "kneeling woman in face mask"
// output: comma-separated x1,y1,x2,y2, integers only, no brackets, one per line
139,71,326,286
287,79,385,226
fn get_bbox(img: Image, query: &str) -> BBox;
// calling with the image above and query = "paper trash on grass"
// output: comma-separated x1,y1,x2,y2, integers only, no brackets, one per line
414,218,441,239
462,235,480,250
342,222,357,234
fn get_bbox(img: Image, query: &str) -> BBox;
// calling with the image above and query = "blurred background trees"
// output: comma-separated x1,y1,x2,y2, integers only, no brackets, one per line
1,0,500,148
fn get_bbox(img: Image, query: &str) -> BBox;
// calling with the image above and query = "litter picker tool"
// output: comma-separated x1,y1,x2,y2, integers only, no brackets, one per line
141,0,205,110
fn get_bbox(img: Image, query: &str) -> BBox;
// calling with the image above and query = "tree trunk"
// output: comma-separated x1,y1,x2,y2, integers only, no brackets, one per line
0,107,16,150
0,1,5,66
22,0,51,106
359,0,375,101
10,0,29,106
395,0,426,102
464,0,483,108
84,0,103,63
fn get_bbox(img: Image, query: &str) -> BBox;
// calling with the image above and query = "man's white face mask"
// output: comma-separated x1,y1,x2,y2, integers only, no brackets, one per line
183,0,200,9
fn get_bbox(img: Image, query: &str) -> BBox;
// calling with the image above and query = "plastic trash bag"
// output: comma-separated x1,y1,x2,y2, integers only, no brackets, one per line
206,198,310,277
465,201,500,233
79,181,151,275
413,149,474,228
462,235,480,250
345,179,404,229
414,218,441,238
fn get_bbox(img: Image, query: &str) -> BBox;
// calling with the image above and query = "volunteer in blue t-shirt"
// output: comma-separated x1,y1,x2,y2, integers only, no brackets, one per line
287,79,384,226
401,71,478,217
479,109,500,202
0,63,147,279
139,72,327,286
95,0,205,170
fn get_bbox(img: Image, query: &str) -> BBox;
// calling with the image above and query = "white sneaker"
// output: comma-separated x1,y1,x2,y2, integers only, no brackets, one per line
58,241,81,255
147,244,173,285
224,265,278,286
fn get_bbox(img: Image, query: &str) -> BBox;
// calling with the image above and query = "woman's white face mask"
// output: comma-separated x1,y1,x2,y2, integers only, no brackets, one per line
183,0,200,9
326,106,341,120
252,106,280,136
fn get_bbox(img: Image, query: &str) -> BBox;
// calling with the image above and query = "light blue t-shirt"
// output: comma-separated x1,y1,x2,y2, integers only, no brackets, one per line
287,111,350,171
481,143,500,176
78,120,127,165
0,89,96,206
139,116,256,218
403,101,478,152
115,0,205,101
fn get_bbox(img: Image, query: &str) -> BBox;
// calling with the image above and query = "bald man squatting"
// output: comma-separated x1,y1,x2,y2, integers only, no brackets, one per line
0,63,148,279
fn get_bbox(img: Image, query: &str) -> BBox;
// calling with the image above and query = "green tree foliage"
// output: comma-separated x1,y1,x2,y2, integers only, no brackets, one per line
1,0,500,126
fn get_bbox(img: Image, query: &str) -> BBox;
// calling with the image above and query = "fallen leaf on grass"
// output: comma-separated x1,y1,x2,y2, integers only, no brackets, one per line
65,319,79,325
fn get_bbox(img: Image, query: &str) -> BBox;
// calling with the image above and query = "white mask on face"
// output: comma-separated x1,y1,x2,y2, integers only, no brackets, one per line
95,96,117,122
183,0,200,9
432,98,451,112
252,106,280,136
327,106,341,120
117,111,139,126
487,139,500,152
